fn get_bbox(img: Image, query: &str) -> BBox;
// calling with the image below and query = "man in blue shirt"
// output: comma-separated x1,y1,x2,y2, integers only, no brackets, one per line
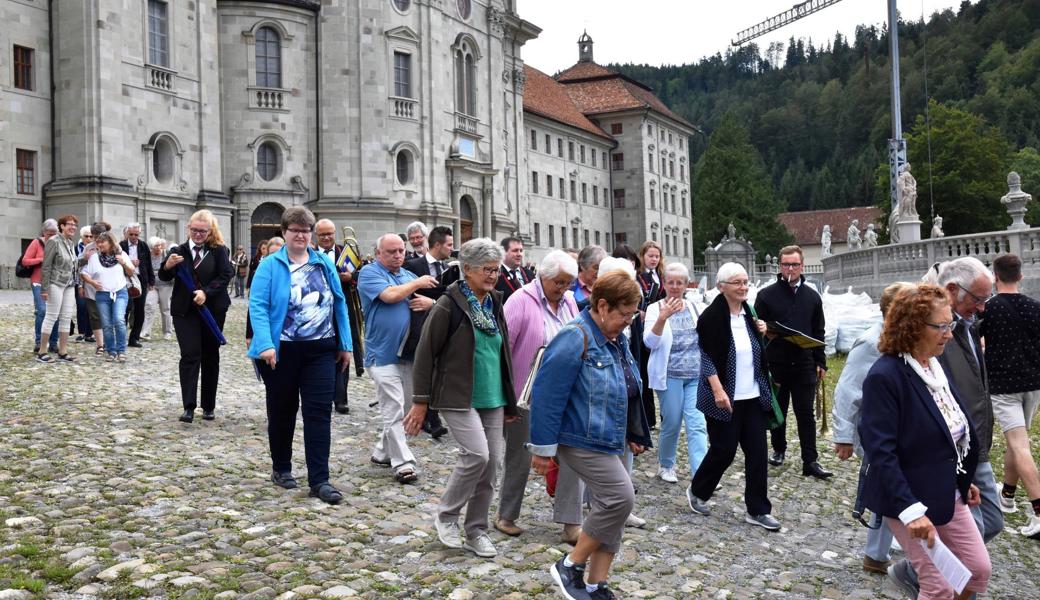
358,233,437,484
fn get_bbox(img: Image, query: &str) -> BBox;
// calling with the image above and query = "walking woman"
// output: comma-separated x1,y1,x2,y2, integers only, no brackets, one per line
37,215,81,363
158,210,234,423
529,270,652,599
142,237,175,341
246,239,269,293
644,262,707,484
860,284,989,599
405,238,519,559
248,207,353,504
80,232,134,363
24,219,60,355
686,262,780,531
637,241,665,428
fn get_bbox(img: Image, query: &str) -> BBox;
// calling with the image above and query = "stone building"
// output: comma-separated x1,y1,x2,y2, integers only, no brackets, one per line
1,2,694,270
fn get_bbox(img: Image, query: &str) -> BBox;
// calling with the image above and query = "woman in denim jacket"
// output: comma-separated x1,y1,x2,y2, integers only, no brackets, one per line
528,270,652,600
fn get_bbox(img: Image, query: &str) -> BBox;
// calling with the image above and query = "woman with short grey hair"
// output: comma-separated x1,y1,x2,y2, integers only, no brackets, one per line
406,237,519,559
573,244,607,307
142,237,175,340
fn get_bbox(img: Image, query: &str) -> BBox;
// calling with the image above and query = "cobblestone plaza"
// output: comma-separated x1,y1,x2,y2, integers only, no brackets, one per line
1,292,1037,598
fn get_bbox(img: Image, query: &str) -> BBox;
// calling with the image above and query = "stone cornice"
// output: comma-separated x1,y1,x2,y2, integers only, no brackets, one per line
216,0,320,13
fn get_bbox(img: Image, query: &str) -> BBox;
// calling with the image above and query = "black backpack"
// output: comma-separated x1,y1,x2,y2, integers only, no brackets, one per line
14,239,39,278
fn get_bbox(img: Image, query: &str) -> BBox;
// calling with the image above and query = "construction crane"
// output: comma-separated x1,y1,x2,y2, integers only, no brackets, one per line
733,0,907,225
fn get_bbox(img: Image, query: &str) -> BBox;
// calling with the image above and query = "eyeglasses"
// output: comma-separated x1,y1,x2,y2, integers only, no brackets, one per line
780,262,802,269
721,279,750,287
286,228,312,236
470,266,500,277
189,228,210,235
957,283,993,307
924,321,956,334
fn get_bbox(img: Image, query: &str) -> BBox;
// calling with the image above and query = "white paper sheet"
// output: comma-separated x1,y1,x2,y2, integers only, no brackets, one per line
920,536,972,594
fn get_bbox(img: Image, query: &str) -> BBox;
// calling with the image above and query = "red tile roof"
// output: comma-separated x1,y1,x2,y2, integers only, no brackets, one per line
555,61,615,82
523,65,614,141
552,61,695,129
777,206,883,245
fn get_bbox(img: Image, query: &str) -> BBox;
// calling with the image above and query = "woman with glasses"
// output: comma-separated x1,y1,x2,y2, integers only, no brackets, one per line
859,284,989,600
249,207,353,505
404,238,519,558
686,262,780,531
529,270,652,600
158,210,234,423
37,215,81,363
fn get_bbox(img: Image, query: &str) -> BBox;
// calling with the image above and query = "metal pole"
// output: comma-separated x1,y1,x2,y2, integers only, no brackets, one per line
888,0,905,216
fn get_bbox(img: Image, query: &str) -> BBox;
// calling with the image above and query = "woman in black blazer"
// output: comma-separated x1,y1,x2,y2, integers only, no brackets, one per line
158,210,234,423
860,284,989,600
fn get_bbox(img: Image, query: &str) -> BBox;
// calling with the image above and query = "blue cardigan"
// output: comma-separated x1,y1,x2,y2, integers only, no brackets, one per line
247,246,352,360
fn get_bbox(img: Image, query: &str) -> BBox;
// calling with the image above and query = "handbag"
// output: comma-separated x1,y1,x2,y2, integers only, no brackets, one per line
14,239,39,278
747,304,785,430
127,273,142,298
516,346,546,411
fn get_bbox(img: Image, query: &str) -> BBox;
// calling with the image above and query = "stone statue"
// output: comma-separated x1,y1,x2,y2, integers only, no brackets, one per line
820,225,832,257
1002,171,1033,230
847,219,862,251
888,210,901,244
897,163,918,219
931,216,945,239
725,222,736,241
863,223,878,248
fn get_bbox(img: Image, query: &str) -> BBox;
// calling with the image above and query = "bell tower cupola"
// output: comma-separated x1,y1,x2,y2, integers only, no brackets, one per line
578,30,594,63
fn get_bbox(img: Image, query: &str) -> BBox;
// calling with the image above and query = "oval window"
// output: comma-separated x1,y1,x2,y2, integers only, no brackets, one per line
257,141,281,182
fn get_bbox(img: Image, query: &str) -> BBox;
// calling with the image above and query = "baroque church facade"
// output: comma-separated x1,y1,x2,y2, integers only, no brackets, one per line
1,0,693,267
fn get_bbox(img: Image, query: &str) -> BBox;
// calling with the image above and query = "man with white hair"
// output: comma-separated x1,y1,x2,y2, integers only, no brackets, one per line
120,222,153,346
404,221,429,260
357,233,437,484
888,256,1004,595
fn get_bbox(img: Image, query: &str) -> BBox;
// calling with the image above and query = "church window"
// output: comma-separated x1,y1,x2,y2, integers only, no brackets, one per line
456,0,471,19
648,148,654,172
256,27,282,88
147,0,170,67
13,46,34,91
454,40,477,116
391,0,411,13
16,149,36,195
257,142,280,182
649,188,655,209
153,137,175,184
393,51,411,98
395,149,413,185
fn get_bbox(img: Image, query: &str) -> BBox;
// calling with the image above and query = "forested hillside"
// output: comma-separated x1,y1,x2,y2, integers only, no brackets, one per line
611,0,1040,232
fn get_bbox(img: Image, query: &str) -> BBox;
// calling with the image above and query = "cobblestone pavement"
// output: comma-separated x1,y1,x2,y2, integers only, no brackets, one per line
1,292,1036,600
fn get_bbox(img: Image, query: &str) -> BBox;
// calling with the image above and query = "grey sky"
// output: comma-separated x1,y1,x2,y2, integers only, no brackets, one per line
518,0,969,75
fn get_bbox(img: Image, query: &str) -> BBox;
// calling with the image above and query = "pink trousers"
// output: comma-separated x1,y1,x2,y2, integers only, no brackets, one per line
886,501,991,599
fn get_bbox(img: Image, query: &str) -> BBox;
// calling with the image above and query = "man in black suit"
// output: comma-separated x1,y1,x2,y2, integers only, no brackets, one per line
404,221,428,260
402,225,453,439
158,211,234,423
121,223,155,347
314,218,364,415
496,237,533,302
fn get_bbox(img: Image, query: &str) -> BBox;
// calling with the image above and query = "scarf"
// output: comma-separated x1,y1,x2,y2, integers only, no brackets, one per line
99,252,118,269
901,353,971,475
459,280,498,335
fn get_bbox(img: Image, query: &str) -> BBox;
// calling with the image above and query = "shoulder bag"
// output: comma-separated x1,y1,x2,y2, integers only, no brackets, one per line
748,303,785,430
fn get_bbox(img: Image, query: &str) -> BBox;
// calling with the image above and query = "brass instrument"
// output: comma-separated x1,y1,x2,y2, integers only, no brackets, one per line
338,226,366,375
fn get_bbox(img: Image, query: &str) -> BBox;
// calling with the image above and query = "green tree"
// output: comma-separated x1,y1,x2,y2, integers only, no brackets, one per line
1010,146,1040,191
905,100,1011,235
693,113,792,261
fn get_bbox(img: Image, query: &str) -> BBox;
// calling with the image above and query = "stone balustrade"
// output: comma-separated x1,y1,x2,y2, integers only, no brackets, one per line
454,112,478,133
249,87,286,111
391,97,417,120
146,65,174,92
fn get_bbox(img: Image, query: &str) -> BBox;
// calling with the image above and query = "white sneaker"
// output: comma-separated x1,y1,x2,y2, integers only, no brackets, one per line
657,467,678,483
625,513,647,528
463,532,497,558
999,494,1019,514
1020,514,1040,539
163,333,173,341
434,518,462,549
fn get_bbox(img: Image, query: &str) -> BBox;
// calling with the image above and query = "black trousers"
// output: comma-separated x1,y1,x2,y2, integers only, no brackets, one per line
126,293,146,342
334,364,350,407
173,308,226,411
769,378,819,464
690,399,772,516
258,338,335,487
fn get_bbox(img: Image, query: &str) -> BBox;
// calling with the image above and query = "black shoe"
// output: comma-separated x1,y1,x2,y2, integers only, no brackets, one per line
83,336,95,343
589,583,617,600
271,471,299,489
179,410,194,423
551,557,590,600
309,483,343,505
128,341,143,348
430,425,448,440
802,461,833,479
768,451,785,466
202,410,215,421
334,400,349,415
421,421,434,435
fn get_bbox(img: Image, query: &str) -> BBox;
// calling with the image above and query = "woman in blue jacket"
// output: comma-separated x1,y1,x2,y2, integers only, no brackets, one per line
528,270,652,600
248,207,352,505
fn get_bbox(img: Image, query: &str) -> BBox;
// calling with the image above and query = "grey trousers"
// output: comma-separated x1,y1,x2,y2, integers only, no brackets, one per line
556,445,634,554
439,407,505,539
498,408,584,525
370,363,416,471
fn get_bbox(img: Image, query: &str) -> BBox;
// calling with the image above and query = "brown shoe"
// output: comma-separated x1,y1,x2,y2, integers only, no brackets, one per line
561,524,582,545
494,518,523,537
863,555,890,574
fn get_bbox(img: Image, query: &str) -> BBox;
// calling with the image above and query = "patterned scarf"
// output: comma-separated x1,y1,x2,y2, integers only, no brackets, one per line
902,353,971,475
99,252,118,268
459,280,498,335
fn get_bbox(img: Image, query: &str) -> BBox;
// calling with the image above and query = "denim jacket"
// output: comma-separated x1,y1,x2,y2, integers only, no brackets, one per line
527,309,653,456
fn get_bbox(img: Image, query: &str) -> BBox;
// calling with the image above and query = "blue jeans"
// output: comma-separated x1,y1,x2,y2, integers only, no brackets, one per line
858,460,896,561
656,377,707,476
96,289,129,355
32,284,59,349
970,461,1004,543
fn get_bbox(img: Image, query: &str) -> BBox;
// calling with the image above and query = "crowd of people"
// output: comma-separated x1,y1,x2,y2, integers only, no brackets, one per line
18,210,1040,600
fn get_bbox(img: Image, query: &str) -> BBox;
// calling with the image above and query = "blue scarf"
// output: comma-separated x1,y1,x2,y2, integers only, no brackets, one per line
459,280,498,335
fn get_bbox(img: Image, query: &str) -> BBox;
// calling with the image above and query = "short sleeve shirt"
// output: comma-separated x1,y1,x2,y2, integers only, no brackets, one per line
281,263,334,342
357,261,417,367
981,293,1040,393
666,307,701,380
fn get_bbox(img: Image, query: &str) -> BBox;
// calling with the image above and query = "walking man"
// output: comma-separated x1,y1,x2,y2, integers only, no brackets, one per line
357,233,437,484
121,223,154,347
495,237,533,302
754,245,831,479
314,218,363,415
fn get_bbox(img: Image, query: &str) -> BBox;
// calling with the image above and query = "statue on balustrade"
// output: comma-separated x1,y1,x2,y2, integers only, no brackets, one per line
863,223,878,248
725,222,736,241
820,225,832,257
847,219,862,251
897,163,919,219
931,216,945,239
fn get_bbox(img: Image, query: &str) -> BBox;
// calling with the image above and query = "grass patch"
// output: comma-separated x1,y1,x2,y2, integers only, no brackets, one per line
9,575,45,593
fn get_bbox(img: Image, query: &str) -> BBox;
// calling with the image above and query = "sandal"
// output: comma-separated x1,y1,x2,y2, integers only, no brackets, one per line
394,467,419,484
57,353,77,363
95,347,106,356
35,353,53,363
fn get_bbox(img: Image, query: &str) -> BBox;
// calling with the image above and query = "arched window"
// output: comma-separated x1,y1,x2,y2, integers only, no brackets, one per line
257,142,281,181
454,40,477,116
396,149,413,185
153,137,175,184
255,26,281,88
